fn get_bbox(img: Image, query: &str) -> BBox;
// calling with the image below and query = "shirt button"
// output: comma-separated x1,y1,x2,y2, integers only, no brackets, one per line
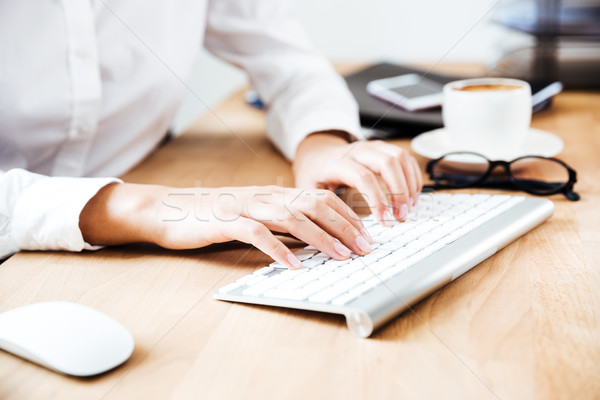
75,47,92,62
78,123,93,136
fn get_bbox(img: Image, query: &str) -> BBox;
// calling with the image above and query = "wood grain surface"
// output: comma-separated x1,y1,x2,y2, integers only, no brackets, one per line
0,65,598,400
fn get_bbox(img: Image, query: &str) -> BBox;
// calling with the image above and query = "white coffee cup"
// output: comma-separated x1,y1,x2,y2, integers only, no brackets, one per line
442,78,532,160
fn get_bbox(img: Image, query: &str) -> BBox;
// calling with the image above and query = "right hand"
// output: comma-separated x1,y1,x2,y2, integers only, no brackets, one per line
79,183,373,269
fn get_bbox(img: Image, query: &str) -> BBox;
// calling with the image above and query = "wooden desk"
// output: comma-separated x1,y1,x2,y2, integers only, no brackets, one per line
1,67,599,400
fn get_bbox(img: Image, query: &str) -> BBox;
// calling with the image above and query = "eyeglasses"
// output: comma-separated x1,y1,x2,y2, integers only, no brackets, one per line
425,152,580,201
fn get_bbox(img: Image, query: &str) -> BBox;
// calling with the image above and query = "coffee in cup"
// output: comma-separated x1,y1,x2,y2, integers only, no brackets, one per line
457,84,522,92
442,78,532,159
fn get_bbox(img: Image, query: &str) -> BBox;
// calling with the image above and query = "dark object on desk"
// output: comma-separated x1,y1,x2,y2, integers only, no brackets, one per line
425,151,580,201
490,0,600,88
344,63,450,134
343,63,562,138
245,90,266,110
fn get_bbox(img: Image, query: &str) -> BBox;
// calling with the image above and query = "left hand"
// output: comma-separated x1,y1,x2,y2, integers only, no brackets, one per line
293,132,423,226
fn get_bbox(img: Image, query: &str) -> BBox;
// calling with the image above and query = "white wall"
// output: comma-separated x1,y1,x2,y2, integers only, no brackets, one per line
171,0,527,133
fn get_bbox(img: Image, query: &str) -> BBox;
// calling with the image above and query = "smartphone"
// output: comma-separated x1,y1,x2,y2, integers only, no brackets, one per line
366,74,444,111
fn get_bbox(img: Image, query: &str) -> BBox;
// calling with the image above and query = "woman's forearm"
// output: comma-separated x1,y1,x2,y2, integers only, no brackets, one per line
79,183,162,246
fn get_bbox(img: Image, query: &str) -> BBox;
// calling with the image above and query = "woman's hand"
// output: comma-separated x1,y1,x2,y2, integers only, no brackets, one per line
293,132,424,226
79,183,373,269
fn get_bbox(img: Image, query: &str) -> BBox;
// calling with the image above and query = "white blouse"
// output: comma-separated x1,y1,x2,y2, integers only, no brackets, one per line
0,0,360,259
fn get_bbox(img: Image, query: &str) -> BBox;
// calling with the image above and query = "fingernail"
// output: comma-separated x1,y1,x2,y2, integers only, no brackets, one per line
333,241,352,258
400,204,408,219
287,253,302,269
409,197,415,208
413,194,419,205
382,209,394,226
361,227,373,243
355,235,372,254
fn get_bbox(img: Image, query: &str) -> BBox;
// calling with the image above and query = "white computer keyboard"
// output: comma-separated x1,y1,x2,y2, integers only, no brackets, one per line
214,193,554,337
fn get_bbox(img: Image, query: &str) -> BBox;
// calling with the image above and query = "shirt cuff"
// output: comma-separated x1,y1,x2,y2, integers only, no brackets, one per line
12,176,122,252
279,110,362,161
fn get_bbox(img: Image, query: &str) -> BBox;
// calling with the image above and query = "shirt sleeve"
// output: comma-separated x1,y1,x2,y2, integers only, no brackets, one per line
203,0,361,161
0,168,121,260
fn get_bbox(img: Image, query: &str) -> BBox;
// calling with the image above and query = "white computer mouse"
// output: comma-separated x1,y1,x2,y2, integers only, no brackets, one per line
0,301,134,377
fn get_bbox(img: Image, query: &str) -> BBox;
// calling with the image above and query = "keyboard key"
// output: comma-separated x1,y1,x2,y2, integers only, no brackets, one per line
343,271,371,289
294,249,318,261
375,228,402,243
348,283,373,298
380,240,405,252
381,265,406,280
242,281,278,296
368,224,387,237
363,277,382,290
280,269,305,278
332,292,357,306
253,266,275,276
264,289,308,301
332,277,361,293
312,252,331,261
370,255,397,273
318,271,341,286
302,258,325,269
358,248,391,265
306,267,329,278
277,279,306,292
351,268,376,282
322,258,351,268
218,281,244,294
338,260,364,275
380,267,401,280
309,286,347,304
244,275,268,287
302,279,332,296
236,274,256,284
317,262,340,274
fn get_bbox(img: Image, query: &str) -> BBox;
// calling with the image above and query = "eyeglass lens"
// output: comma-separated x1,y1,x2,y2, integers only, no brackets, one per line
431,153,571,194
431,153,489,187
509,157,570,194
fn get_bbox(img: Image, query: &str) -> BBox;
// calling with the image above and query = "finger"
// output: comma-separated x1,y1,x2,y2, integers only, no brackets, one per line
225,217,302,269
294,192,372,255
396,154,418,209
375,144,420,210
352,148,410,221
246,204,359,260
290,189,369,241
410,157,424,204
332,160,393,227
379,155,411,220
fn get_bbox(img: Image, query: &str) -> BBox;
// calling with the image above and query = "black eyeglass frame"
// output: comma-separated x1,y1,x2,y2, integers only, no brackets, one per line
425,152,580,201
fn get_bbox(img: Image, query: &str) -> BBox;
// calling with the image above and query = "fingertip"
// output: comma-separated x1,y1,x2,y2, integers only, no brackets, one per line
333,241,352,259
286,252,302,270
355,235,372,255
400,204,408,221
380,208,394,227
360,227,373,243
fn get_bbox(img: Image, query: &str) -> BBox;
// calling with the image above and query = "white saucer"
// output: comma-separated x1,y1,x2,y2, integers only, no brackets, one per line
411,127,564,161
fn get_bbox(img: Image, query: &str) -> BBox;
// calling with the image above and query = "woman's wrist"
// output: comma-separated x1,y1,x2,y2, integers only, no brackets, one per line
79,182,163,246
293,131,351,175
